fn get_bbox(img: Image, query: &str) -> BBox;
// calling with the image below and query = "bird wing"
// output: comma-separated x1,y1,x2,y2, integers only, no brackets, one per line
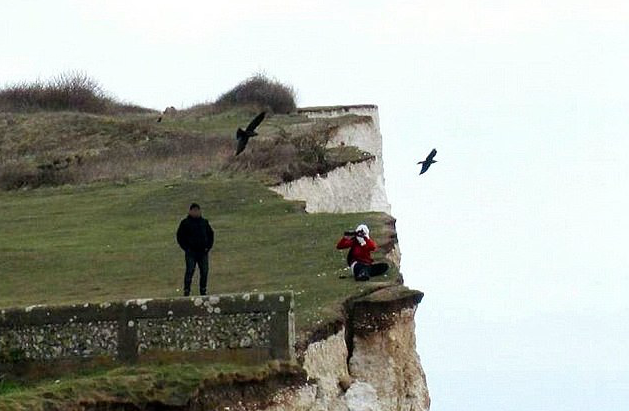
426,148,437,161
419,162,431,174
235,135,249,156
245,112,266,133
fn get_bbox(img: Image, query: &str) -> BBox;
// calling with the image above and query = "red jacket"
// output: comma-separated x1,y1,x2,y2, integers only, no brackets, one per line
336,236,377,265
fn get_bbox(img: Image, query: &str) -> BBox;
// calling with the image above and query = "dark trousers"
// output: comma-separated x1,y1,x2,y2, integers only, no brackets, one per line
353,262,389,281
184,250,209,296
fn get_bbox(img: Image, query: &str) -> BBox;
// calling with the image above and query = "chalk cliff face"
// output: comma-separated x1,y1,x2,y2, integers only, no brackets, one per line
268,105,430,411
261,288,430,411
348,307,430,411
270,105,390,214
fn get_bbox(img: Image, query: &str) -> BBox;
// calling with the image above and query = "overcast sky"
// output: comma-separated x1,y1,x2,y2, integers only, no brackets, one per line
2,1,628,410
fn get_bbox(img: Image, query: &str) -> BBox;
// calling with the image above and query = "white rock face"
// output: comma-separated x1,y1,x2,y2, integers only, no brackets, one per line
327,120,382,157
263,385,318,411
349,308,430,411
260,105,429,411
271,158,390,214
302,329,350,404
262,330,351,411
260,315,429,411
270,105,390,214
299,105,381,130
344,382,383,411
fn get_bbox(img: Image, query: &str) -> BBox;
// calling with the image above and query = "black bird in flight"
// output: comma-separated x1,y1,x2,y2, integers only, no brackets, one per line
235,112,266,156
417,148,437,175
156,116,162,123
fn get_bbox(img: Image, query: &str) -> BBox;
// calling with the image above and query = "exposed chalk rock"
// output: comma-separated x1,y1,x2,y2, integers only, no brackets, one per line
349,308,430,411
271,105,390,214
345,381,383,411
302,329,350,408
271,158,390,213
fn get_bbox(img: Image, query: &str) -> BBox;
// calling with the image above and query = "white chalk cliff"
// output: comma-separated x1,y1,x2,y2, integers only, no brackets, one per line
267,105,430,411
270,105,390,214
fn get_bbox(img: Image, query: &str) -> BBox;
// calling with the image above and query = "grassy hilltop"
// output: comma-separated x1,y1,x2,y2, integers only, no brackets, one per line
0,74,397,408
0,176,397,331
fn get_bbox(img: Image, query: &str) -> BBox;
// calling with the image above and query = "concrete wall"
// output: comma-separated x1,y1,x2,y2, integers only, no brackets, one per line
0,292,294,375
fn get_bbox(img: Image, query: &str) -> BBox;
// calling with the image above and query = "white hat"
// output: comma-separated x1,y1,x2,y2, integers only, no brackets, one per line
355,224,370,237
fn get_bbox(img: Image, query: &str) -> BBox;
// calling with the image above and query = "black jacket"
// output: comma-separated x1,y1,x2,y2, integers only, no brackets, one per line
176,216,215,252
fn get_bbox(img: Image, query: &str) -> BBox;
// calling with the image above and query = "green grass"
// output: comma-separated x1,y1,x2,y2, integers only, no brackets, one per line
0,361,298,410
160,106,311,135
0,175,398,407
0,175,398,333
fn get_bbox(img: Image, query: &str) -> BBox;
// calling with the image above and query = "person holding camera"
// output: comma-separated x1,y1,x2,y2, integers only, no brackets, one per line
336,224,389,281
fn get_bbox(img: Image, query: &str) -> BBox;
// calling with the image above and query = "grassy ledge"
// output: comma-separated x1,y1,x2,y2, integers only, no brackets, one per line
0,176,399,332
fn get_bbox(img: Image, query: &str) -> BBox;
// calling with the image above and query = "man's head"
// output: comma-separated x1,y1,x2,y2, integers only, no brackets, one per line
188,203,201,218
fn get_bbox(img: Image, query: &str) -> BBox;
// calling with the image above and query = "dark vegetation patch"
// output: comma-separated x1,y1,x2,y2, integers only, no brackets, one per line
0,72,372,191
0,109,371,191
213,73,297,114
0,72,152,114
0,361,305,411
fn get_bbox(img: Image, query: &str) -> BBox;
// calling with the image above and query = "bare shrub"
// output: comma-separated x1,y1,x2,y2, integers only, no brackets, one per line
0,163,77,190
56,134,234,186
226,124,352,183
0,72,151,114
214,73,296,114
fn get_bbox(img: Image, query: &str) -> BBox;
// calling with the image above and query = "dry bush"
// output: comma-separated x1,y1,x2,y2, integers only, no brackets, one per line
0,131,234,190
0,72,151,114
226,124,351,183
0,162,77,190
0,108,366,191
214,73,296,114
70,134,234,185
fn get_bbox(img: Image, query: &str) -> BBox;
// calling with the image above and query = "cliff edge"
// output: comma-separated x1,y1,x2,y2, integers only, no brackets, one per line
0,104,429,411
270,105,390,214
268,105,430,411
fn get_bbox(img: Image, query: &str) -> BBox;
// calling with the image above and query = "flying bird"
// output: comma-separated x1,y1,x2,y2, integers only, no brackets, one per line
417,148,437,175
156,116,162,123
235,112,266,156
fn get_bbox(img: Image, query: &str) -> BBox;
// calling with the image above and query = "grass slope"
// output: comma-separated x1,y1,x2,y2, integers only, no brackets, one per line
0,108,371,189
0,175,398,332
0,361,301,410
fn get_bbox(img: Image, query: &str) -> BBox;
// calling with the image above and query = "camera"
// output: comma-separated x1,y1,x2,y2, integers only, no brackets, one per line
344,230,365,237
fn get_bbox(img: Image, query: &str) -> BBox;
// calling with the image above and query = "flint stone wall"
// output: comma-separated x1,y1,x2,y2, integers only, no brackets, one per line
0,291,294,370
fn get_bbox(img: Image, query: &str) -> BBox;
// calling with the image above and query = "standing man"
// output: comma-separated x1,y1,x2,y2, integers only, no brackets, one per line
176,203,214,296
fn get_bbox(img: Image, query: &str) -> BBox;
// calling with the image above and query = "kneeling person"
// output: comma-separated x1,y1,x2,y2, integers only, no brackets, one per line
336,224,388,281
